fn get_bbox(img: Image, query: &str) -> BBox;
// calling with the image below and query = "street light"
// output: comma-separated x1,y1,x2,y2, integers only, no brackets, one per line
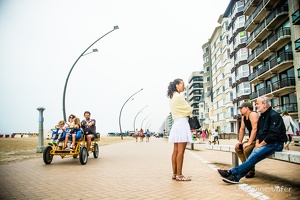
62,25,119,121
119,88,143,140
133,105,148,133
140,114,151,130
144,119,153,131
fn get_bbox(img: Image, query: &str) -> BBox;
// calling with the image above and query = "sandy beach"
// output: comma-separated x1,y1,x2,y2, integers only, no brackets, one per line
0,136,134,165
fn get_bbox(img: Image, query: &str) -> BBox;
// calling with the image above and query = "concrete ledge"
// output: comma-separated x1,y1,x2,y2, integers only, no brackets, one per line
206,145,300,166
292,136,300,146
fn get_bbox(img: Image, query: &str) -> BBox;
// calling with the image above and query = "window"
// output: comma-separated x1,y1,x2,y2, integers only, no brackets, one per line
236,64,249,80
235,47,248,63
237,82,250,96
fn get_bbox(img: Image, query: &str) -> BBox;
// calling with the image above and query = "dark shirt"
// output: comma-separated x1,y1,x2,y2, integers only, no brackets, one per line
257,107,287,144
81,119,96,134
243,113,253,138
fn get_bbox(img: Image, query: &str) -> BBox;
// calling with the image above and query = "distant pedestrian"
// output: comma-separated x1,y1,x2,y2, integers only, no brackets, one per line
282,111,298,150
140,128,144,142
135,128,139,142
167,78,192,181
213,129,219,142
200,130,206,141
145,129,150,142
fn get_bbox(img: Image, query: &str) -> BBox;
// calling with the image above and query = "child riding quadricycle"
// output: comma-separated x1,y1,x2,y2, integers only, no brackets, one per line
208,128,219,145
43,113,100,165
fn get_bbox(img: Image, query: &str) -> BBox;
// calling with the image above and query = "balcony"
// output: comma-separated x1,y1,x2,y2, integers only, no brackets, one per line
246,4,289,50
244,0,260,16
273,103,298,114
292,9,300,25
247,27,291,67
249,52,293,85
295,38,300,52
249,78,296,100
245,0,281,32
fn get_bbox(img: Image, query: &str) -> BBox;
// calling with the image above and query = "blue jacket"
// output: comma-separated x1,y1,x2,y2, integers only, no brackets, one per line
257,107,287,144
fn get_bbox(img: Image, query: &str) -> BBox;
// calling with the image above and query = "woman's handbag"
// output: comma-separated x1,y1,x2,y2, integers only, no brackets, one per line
188,116,201,130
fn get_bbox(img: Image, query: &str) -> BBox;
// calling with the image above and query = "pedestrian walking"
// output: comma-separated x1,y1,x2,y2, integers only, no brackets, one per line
282,111,298,150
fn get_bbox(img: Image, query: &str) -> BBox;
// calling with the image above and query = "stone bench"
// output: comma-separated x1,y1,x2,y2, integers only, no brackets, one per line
292,136,300,146
206,144,300,167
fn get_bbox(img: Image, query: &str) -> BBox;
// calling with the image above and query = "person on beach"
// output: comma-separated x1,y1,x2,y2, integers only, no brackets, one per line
235,102,259,178
217,96,286,184
167,78,193,181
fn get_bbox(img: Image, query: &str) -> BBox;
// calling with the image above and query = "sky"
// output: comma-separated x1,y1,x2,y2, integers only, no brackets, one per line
0,0,230,135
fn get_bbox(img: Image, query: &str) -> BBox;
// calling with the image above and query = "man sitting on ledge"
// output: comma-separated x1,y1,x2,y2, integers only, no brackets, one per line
217,96,287,184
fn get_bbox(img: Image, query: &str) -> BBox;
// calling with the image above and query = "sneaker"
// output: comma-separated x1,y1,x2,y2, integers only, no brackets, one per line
222,175,239,184
48,142,53,146
53,140,58,145
217,169,231,178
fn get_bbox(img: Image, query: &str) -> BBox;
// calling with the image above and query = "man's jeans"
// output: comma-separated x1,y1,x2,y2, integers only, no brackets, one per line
231,142,284,180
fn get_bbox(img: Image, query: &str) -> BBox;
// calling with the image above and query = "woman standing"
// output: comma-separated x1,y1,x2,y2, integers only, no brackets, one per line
282,111,298,150
167,78,193,181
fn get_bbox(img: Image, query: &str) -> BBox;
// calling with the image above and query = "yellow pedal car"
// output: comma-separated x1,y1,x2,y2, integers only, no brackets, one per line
43,130,100,165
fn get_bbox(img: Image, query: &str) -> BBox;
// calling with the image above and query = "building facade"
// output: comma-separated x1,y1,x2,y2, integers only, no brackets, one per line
245,0,299,121
186,71,204,126
202,42,213,130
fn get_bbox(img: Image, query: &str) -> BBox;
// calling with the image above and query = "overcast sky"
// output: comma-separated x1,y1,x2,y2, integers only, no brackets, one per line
0,0,230,135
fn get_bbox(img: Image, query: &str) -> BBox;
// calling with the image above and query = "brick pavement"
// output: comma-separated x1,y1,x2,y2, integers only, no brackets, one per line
0,137,299,200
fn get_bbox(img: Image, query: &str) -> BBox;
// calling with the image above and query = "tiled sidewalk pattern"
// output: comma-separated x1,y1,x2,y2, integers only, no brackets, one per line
0,138,299,200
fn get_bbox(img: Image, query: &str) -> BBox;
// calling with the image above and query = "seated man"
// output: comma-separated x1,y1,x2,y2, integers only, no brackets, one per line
217,96,287,184
235,102,259,178
81,111,96,153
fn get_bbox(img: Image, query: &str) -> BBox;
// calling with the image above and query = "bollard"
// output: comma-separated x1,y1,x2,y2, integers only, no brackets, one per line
36,107,46,153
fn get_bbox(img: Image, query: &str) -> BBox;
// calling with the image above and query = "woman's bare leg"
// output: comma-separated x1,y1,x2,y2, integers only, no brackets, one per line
176,142,187,176
172,143,178,175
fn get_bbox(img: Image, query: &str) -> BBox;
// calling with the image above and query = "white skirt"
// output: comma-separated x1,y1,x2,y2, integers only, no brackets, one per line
168,118,193,144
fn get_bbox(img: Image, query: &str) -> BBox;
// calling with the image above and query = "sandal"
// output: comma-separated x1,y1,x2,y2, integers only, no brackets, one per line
176,175,191,181
172,174,177,180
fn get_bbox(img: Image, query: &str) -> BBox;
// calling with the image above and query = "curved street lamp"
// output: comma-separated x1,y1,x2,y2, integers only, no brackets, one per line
133,105,148,133
119,88,143,140
144,119,153,131
140,114,151,130
62,25,119,121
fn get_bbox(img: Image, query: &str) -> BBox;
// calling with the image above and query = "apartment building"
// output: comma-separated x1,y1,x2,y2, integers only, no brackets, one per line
159,113,172,135
245,0,300,121
202,11,236,134
202,42,212,130
186,71,204,126
223,0,250,133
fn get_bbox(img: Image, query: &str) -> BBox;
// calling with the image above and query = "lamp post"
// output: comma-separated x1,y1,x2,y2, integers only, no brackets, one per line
144,119,153,131
119,88,143,140
140,114,151,130
133,105,148,133
62,25,119,121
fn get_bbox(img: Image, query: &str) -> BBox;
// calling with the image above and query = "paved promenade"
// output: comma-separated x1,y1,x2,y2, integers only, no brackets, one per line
0,137,299,200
